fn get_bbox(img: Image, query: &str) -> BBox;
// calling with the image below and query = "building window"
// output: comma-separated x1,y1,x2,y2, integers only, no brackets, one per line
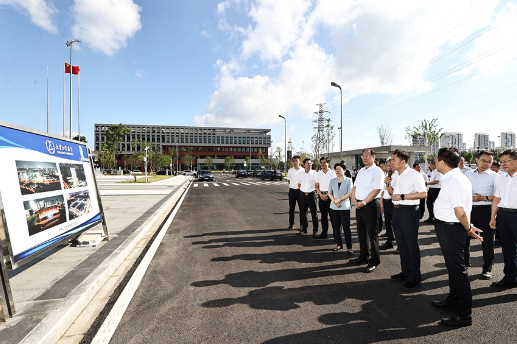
199,136,202,142
229,148,233,152
267,138,270,144
246,148,249,152
230,137,233,144
162,135,165,142
208,137,211,143
147,135,151,142
195,137,198,143
95,143,99,150
194,147,198,151
190,136,193,143
238,137,242,144
255,138,258,144
217,137,220,144
204,137,207,143
181,136,184,143
259,138,262,144
247,138,250,144
217,147,220,151
226,137,229,144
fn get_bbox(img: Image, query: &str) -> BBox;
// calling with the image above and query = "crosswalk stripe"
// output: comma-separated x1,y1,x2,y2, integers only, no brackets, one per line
222,183,229,186
232,183,240,185
240,182,250,185
194,184,198,187
203,183,209,187
213,183,219,186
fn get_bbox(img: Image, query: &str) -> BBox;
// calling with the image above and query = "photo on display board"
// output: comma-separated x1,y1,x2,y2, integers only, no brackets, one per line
23,195,67,236
65,191,91,220
59,163,87,189
16,160,62,195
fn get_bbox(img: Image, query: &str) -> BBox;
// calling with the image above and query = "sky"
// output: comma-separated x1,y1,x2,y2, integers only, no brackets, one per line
1,0,517,155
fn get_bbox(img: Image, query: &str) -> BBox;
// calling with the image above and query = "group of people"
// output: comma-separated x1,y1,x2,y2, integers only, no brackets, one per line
285,147,517,327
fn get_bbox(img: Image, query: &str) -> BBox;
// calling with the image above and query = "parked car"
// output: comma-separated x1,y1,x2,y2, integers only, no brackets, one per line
236,170,248,178
183,170,196,176
131,170,142,174
198,170,214,181
156,170,167,175
254,170,263,178
261,170,284,180
247,170,254,176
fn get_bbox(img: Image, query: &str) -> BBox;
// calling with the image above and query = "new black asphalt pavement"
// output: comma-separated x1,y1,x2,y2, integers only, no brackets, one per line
108,176,517,343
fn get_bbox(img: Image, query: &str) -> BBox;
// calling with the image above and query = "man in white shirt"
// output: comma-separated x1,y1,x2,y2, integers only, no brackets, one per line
413,163,429,220
459,157,472,174
315,157,337,239
491,161,507,176
380,158,395,250
386,149,427,290
464,150,499,279
351,148,385,273
298,158,318,236
490,149,517,288
425,160,442,223
286,155,303,230
431,147,482,327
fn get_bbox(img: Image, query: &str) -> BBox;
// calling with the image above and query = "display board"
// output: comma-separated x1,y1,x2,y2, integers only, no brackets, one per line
0,122,105,269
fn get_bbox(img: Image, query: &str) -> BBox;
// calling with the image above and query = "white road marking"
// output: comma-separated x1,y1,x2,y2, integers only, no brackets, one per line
213,183,219,186
203,183,209,187
240,182,250,185
232,183,240,185
222,183,229,186
194,184,198,187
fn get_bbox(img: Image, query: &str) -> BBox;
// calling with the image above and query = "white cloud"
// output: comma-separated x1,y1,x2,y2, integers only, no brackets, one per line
0,0,57,33
135,69,144,78
217,1,230,15
71,0,142,56
200,29,209,37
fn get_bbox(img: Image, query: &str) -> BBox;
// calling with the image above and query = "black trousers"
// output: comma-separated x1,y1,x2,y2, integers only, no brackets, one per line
331,209,352,249
393,205,421,283
318,195,335,235
378,211,384,233
435,222,472,318
356,199,381,266
464,205,494,272
496,209,517,283
288,188,301,227
419,198,426,219
427,188,440,220
383,199,395,242
300,192,318,233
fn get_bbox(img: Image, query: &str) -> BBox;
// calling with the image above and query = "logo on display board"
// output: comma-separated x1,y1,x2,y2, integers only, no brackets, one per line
46,140,55,154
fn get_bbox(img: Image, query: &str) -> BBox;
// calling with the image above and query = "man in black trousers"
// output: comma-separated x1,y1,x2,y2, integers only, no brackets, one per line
425,160,442,223
286,156,303,230
298,158,319,236
431,147,482,327
490,149,517,288
380,158,395,250
386,149,427,290
351,148,384,273
413,163,429,220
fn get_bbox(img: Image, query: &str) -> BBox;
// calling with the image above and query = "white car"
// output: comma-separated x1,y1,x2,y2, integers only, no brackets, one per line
132,170,143,174
182,170,196,176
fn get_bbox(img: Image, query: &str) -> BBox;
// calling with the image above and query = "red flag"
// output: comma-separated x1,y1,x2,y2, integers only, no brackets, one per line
65,63,80,74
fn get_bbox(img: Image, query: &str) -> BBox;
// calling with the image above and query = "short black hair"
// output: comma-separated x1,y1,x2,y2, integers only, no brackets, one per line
302,158,311,165
334,162,346,170
492,161,500,167
437,147,460,168
413,162,420,168
362,148,375,156
393,149,409,163
478,150,493,158
379,159,386,166
292,155,301,161
430,160,436,165
500,148,517,160
320,156,330,163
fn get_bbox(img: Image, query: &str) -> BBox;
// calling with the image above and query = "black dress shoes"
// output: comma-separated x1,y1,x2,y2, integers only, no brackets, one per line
380,242,393,250
391,272,407,281
404,281,421,290
287,225,294,230
481,271,492,280
431,300,455,309
350,257,368,264
440,314,472,327
314,234,327,239
298,229,307,235
491,280,517,288
365,265,377,273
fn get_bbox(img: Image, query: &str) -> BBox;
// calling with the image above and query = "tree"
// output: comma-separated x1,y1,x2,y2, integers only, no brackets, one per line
224,155,235,171
323,119,335,156
168,148,179,171
464,151,473,164
244,156,250,169
205,156,214,170
182,147,194,170
73,135,87,143
105,124,130,168
155,154,171,171
100,145,115,171
405,118,443,169
258,148,267,167
378,124,393,146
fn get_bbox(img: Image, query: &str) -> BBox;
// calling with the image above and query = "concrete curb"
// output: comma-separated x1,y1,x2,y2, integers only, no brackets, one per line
19,179,191,344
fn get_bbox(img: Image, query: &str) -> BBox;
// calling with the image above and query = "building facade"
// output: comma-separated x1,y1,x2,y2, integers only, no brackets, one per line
501,132,516,148
94,124,272,170
440,132,466,151
474,132,490,151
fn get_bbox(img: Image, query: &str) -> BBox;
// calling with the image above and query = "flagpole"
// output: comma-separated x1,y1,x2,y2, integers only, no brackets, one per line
66,39,80,139
47,65,49,133
78,73,80,140
63,61,65,138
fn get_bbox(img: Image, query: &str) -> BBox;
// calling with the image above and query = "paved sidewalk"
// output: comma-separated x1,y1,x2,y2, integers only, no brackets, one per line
0,175,190,344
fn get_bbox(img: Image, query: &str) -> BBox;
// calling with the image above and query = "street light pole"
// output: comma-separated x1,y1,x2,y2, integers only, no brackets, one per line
144,146,149,182
66,39,80,138
279,115,286,172
331,82,343,162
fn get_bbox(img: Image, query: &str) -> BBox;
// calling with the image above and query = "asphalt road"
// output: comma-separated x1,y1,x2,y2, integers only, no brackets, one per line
108,176,517,343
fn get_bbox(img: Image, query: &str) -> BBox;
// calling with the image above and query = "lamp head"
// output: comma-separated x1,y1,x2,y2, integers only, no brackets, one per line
331,81,341,89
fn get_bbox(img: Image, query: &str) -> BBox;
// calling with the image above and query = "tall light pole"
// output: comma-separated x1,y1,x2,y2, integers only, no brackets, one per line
144,146,149,182
279,115,286,172
66,39,80,138
331,82,343,162
338,127,341,161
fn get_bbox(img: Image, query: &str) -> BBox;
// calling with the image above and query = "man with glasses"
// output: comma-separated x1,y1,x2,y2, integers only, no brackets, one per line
286,156,303,230
425,160,442,223
490,149,517,288
464,151,499,279
315,157,337,239
351,148,384,273
298,158,319,236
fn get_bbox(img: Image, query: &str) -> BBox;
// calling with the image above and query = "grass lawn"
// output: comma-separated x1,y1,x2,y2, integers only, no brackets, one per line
119,175,173,183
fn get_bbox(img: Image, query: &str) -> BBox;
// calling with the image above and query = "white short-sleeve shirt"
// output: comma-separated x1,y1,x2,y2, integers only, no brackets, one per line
434,168,472,222
298,169,318,193
391,166,427,205
316,169,336,192
383,171,394,200
465,168,499,205
495,172,517,209
429,169,443,188
287,167,303,189
354,165,384,200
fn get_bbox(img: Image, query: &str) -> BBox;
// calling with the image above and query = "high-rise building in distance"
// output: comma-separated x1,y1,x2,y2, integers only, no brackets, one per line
501,132,516,148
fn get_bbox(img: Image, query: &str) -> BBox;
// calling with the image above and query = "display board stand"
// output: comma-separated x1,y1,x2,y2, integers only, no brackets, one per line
0,195,15,321
89,153,109,241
